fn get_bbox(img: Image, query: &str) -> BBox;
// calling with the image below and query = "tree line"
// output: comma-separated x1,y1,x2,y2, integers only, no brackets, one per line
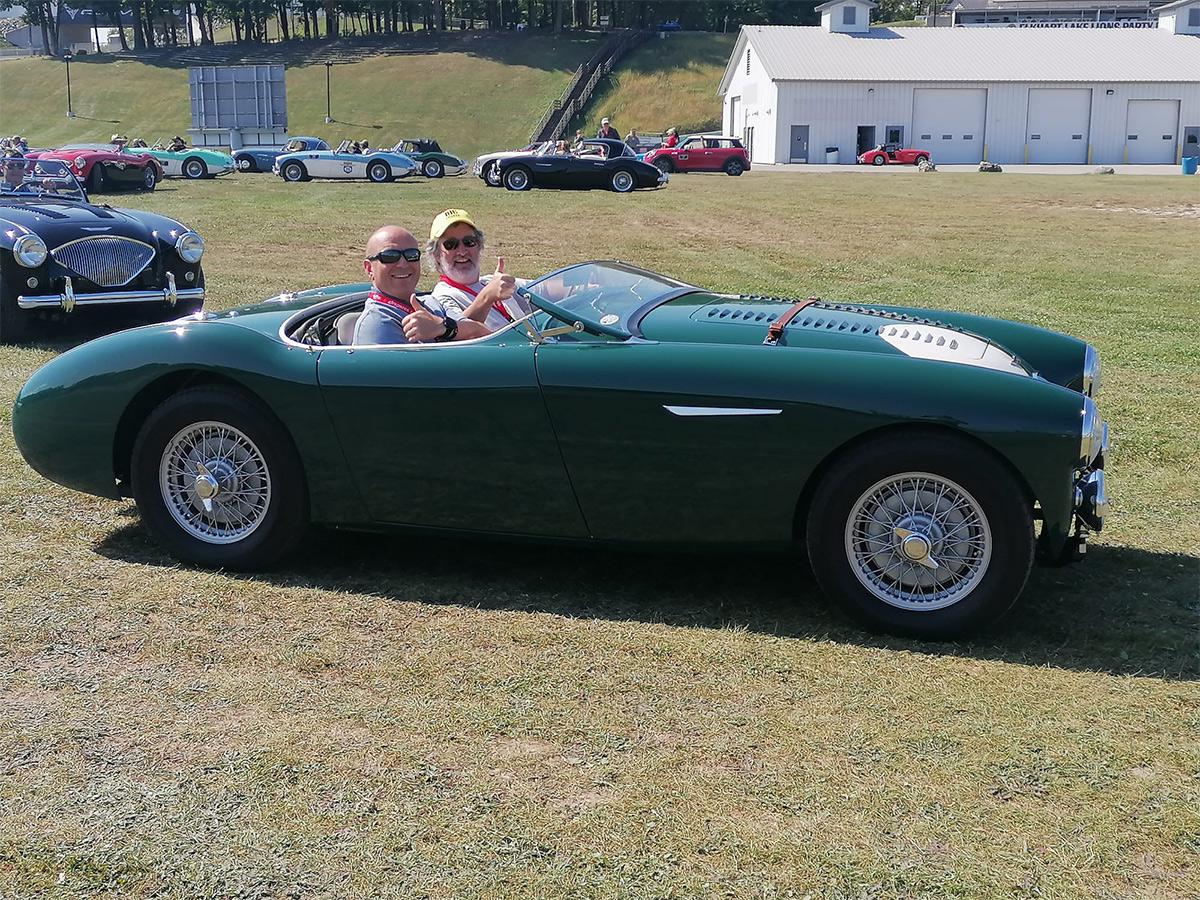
5,1,931,55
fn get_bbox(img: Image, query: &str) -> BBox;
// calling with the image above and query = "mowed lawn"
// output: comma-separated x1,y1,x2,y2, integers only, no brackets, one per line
1,167,1197,899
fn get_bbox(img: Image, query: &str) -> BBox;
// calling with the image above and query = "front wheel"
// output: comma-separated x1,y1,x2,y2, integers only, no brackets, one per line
367,160,391,183
483,162,501,186
653,157,674,174
423,159,443,178
610,168,636,193
131,387,310,569
723,158,745,176
183,157,208,179
504,166,532,191
86,165,106,193
806,432,1035,639
871,155,886,166
281,161,306,182
235,155,256,172
140,165,159,191
914,154,930,166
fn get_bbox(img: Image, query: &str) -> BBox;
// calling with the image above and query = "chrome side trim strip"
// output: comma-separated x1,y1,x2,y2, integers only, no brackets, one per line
664,405,782,417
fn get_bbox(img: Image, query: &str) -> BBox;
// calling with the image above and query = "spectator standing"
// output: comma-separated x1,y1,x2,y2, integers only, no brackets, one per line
624,129,640,151
596,117,619,140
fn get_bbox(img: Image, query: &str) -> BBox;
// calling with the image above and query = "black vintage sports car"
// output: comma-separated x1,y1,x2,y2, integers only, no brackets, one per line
497,138,668,193
0,157,205,344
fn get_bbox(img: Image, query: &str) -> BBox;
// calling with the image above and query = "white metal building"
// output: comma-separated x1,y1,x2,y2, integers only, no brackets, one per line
717,0,1200,165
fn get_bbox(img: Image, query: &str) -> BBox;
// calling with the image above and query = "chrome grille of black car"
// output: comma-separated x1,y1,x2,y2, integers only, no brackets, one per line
51,236,155,287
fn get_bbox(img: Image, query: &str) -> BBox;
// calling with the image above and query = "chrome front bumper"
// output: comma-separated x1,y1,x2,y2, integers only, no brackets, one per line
17,273,203,313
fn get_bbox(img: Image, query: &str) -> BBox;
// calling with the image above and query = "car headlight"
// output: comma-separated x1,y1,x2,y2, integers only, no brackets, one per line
1079,396,1105,465
1082,343,1101,398
74,156,87,170
175,231,204,263
13,234,48,268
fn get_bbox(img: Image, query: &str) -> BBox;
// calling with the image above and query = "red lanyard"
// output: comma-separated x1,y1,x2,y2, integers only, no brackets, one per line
368,289,415,316
439,275,513,321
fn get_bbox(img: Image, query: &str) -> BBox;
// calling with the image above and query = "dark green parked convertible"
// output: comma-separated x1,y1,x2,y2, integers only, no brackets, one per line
12,262,1108,638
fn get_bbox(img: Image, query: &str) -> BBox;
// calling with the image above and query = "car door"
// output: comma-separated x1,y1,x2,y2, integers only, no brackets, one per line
315,337,588,537
675,139,704,171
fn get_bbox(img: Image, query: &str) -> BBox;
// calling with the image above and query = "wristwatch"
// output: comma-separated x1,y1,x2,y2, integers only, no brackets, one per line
437,316,458,342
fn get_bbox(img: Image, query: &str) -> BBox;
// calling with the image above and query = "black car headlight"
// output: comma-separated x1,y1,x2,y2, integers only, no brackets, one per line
175,231,204,264
1079,396,1107,466
13,234,48,268
1082,344,1101,398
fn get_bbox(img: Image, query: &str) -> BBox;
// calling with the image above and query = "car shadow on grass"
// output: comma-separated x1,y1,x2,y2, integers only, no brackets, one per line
93,514,1198,681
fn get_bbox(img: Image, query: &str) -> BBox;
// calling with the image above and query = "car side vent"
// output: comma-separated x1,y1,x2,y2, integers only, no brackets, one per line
707,306,777,322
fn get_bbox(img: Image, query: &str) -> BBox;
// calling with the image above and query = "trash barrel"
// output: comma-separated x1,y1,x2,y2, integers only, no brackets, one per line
1183,156,1198,175
825,147,838,164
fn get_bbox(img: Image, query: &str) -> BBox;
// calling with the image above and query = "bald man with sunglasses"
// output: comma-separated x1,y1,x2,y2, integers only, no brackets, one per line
352,224,483,345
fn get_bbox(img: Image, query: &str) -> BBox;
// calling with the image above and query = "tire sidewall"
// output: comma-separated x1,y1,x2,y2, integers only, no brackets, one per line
724,159,744,176
806,433,1035,638
611,169,635,192
423,159,443,178
131,387,309,569
282,162,305,182
504,166,531,191
368,161,390,183
141,166,157,190
183,157,207,179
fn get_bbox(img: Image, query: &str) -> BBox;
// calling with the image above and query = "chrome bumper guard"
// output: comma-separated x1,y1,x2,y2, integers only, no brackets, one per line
17,273,203,313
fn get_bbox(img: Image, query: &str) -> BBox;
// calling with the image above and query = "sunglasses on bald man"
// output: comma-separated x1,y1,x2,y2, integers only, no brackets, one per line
368,247,421,264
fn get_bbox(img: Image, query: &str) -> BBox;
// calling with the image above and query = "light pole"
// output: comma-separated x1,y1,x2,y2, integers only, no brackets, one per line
63,50,74,118
324,60,333,123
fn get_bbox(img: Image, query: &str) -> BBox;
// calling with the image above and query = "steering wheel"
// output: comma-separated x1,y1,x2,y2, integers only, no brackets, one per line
516,285,631,340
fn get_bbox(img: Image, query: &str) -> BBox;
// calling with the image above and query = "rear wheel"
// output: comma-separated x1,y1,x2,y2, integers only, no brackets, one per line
723,158,745,176
0,276,30,345
281,161,306,182
806,432,1035,639
504,166,532,191
367,160,391,183
131,386,310,569
610,168,636,193
423,159,444,178
182,157,208,179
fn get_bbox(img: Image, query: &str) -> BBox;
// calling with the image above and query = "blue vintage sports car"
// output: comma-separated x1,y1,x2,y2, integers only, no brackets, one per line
273,140,418,183
232,136,328,173
11,261,1108,639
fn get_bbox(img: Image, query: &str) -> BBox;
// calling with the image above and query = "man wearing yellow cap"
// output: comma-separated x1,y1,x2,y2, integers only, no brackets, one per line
425,208,529,335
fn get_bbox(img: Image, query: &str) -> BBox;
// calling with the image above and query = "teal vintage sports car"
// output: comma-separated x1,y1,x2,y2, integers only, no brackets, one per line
144,143,236,179
11,262,1108,638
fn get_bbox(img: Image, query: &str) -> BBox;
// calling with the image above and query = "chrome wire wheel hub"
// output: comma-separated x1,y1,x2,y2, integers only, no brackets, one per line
845,472,992,611
160,421,271,544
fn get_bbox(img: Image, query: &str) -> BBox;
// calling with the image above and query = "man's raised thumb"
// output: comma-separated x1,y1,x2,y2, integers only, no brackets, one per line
495,256,505,274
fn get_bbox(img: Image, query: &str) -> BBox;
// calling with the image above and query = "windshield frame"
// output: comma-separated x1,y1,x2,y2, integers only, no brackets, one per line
0,158,88,203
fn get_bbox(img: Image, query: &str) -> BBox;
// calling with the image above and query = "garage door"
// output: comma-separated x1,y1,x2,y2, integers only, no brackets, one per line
913,89,986,164
1027,89,1091,164
1125,99,1179,164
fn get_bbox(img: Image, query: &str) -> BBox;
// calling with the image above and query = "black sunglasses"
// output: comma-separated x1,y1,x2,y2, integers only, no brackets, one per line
368,247,421,264
440,235,480,252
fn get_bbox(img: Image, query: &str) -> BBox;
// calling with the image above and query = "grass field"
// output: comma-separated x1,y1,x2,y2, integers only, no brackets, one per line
1,161,1198,897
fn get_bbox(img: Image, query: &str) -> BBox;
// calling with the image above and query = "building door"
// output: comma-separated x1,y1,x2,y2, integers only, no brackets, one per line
1125,99,1179,163
789,125,809,163
1026,89,1091,163
857,125,876,156
913,88,987,163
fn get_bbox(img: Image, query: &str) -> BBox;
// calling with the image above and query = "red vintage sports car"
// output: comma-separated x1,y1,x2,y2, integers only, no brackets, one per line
857,144,931,166
642,136,750,176
31,142,164,192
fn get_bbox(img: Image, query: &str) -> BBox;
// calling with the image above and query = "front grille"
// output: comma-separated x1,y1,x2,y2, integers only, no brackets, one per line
52,236,156,287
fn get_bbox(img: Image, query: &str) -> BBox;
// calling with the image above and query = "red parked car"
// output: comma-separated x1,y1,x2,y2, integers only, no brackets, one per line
857,143,931,166
643,136,750,176
31,143,163,193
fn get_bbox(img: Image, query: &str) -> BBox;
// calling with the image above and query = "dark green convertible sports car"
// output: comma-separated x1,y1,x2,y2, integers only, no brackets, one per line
12,262,1108,638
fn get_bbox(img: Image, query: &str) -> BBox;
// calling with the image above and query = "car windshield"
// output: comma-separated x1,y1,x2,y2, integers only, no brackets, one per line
524,261,691,337
0,157,87,202
283,139,310,152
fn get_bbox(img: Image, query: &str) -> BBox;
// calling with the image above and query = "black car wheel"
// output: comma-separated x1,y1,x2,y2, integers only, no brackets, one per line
423,159,444,178
653,157,674,174
806,431,1035,639
86,165,105,193
914,154,930,166
131,386,310,569
367,160,391,183
140,166,157,191
0,276,30,345
235,155,256,172
610,169,636,193
182,157,208,179
483,162,501,187
723,158,745,176
503,166,532,191
281,161,307,182
872,155,886,166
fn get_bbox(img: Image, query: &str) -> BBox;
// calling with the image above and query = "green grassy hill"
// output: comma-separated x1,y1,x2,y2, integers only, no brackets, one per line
0,33,602,158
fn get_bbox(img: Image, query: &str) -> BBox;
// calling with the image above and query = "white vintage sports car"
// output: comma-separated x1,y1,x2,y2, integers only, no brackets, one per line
272,140,418,183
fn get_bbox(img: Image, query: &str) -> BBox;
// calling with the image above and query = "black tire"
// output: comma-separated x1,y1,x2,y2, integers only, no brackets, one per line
422,159,444,178
872,155,886,166
131,386,309,569
281,161,306,182
86,165,106,193
503,166,532,191
610,168,636,193
367,160,391,183
806,431,1035,639
182,157,208,179
0,275,30,345
723,158,745,176
914,154,929,166
653,156,674,174
235,155,256,172
140,165,157,191
483,162,501,187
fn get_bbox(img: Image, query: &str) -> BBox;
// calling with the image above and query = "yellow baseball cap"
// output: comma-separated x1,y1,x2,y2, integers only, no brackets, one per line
430,208,476,240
